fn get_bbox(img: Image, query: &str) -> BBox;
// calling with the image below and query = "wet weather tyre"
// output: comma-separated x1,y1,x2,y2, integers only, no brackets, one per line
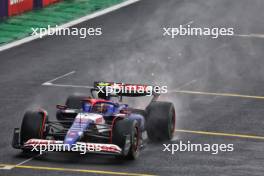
146,101,176,142
66,95,87,109
112,119,140,160
20,111,47,147
56,95,87,125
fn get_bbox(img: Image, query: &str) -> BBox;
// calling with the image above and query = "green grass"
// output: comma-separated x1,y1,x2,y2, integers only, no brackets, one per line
0,0,124,45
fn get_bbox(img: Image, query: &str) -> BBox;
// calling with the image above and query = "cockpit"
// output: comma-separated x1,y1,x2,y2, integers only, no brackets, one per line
82,101,117,116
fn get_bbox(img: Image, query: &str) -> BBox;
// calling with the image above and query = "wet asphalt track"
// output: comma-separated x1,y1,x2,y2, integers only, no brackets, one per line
0,0,264,175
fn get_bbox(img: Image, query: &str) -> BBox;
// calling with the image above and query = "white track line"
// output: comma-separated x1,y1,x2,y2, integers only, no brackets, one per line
174,79,197,91
234,34,264,39
0,0,141,52
43,80,198,90
0,154,41,170
43,83,93,89
41,70,94,89
167,79,197,93
182,21,194,26
42,71,76,85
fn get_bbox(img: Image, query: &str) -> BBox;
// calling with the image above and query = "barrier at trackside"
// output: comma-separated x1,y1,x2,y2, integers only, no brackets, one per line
42,0,60,7
0,0,8,19
34,0,61,8
0,0,61,19
8,0,34,16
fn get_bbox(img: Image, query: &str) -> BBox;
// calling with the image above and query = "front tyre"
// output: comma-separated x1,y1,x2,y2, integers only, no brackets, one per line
112,119,140,160
20,110,48,151
146,101,176,142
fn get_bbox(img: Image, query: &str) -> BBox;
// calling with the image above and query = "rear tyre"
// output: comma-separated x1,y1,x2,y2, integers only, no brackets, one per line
112,119,140,160
146,101,175,142
20,110,48,151
56,95,87,126
65,95,87,109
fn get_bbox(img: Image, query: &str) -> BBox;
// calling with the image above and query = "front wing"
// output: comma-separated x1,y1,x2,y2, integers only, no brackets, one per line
12,128,131,156
23,139,122,155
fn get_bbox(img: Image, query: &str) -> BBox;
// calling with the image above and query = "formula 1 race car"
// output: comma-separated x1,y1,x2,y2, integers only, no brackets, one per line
12,82,176,160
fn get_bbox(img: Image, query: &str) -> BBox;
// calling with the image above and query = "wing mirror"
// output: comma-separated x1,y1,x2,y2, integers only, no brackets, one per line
56,104,68,110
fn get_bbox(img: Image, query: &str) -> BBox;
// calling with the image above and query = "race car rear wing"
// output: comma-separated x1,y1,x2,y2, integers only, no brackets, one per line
94,82,161,101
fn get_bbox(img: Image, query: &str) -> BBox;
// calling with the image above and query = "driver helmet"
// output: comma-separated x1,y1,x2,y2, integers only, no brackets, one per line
82,101,91,112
